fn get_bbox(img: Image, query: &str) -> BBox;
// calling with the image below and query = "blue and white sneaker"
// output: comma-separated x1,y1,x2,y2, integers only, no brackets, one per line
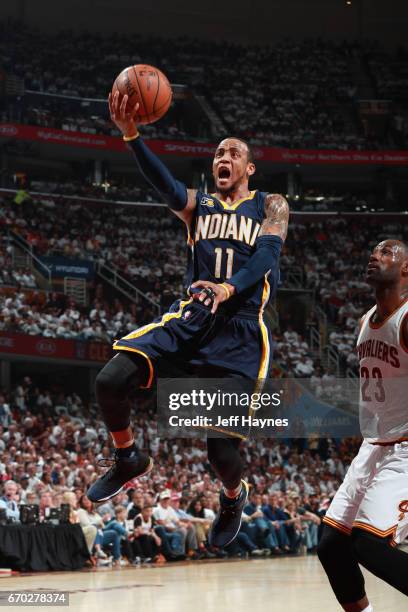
87,448,153,503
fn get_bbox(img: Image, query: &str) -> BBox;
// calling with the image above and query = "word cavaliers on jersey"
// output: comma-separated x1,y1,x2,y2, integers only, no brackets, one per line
356,298,408,442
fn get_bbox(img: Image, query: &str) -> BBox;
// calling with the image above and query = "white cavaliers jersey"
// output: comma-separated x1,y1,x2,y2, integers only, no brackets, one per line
356,297,408,442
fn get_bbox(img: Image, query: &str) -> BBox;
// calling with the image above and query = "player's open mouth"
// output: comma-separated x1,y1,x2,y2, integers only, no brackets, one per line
218,167,231,180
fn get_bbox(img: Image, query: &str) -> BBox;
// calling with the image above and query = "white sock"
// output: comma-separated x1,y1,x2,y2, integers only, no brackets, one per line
362,605,373,612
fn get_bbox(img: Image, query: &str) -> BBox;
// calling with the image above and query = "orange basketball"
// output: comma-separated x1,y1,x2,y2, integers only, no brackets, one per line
112,64,172,125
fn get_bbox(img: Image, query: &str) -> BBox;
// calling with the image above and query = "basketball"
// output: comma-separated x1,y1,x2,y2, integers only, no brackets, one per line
112,64,173,125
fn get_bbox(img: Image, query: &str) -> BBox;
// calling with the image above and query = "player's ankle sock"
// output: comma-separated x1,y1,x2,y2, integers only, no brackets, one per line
362,605,373,612
110,426,135,453
110,426,137,457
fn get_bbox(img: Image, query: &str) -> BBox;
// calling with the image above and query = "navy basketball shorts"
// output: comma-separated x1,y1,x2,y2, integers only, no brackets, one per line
113,298,271,389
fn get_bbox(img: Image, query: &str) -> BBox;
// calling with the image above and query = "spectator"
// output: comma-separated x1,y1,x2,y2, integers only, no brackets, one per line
61,491,95,557
262,494,291,553
126,490,144,520
186,497,214,555
103,505,133,565
132,506,163,563
243,492,281,553
0,480,20,522
77,495,116,566
153,490,186,558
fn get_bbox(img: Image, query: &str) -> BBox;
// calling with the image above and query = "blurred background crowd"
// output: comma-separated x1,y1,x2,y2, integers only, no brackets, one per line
0,380,360,566
1,26,408,149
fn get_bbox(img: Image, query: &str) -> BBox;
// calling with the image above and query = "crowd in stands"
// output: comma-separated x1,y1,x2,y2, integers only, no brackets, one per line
0,290,149,343
0,379,362,567
364,45,408,148
367,45,408,104
2,22,406,149
12,98,191,142
0,244,36,289
208,40,365,150
283,217,408,373
24,178,158,204
295,187,397,213
5,177,397,213
0,191,185,306
2,188,408,373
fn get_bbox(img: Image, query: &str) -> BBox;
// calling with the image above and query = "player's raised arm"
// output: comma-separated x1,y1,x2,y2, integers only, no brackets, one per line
108,91,196,225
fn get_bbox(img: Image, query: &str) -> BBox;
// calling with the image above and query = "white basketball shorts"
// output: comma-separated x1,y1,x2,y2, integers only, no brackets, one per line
324,439,408,544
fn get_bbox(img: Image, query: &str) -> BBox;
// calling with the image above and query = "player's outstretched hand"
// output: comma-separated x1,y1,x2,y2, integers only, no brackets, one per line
190,280,235,314
108,91,140,138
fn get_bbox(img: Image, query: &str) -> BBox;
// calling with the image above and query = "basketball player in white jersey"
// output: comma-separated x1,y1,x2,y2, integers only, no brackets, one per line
318,239,408,611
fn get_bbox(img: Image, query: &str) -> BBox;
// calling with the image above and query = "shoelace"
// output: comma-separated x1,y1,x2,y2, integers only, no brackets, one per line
97,450,120,471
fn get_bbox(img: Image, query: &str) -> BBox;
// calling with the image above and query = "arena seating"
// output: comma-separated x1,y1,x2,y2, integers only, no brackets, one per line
3,190,407,371
2,22,407,149
0,378,362,565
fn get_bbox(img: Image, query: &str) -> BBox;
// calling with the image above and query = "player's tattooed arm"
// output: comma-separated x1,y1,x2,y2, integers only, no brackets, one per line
259,193,289,241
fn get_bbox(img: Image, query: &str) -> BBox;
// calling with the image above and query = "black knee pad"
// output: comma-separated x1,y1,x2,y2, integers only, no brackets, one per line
317,523,345,563
95,352,144,398
207,438,240,465
207,437,242,489
317,524,366,604
352,527,408,596
352,527,392,566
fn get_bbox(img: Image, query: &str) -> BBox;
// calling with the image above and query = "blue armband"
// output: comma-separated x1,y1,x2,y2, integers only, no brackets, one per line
128,137,188,211
228,235,283,294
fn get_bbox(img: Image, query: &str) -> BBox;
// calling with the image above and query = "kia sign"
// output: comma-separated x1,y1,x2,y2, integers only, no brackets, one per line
35,339,57,356
0,332,111,363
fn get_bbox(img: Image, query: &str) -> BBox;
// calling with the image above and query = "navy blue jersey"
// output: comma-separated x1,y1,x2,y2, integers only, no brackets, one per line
114,188,275,391
186,189,273,313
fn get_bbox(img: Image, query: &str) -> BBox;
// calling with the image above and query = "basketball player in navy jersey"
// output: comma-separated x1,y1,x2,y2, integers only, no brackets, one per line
87,92,289,548
318,239,408,610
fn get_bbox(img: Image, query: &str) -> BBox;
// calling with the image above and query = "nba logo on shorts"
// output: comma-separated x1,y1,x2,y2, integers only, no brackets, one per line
183,310,192,320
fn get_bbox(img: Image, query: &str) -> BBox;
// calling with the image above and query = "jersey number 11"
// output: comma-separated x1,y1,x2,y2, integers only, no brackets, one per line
214,247,234,279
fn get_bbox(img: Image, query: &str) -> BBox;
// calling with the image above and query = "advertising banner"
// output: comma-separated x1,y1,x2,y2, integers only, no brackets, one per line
1,123,408,166
0,333,111,363
39,256,94,280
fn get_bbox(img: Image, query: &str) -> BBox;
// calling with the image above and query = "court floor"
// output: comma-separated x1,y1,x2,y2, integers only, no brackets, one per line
0,556,406,612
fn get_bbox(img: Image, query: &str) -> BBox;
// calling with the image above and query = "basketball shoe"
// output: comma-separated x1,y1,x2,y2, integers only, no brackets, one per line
208,480,249,547
87,447,153,502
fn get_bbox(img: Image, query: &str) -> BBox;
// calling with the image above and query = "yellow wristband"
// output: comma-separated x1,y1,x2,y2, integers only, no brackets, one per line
123,132,140,142
219,283,231,300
